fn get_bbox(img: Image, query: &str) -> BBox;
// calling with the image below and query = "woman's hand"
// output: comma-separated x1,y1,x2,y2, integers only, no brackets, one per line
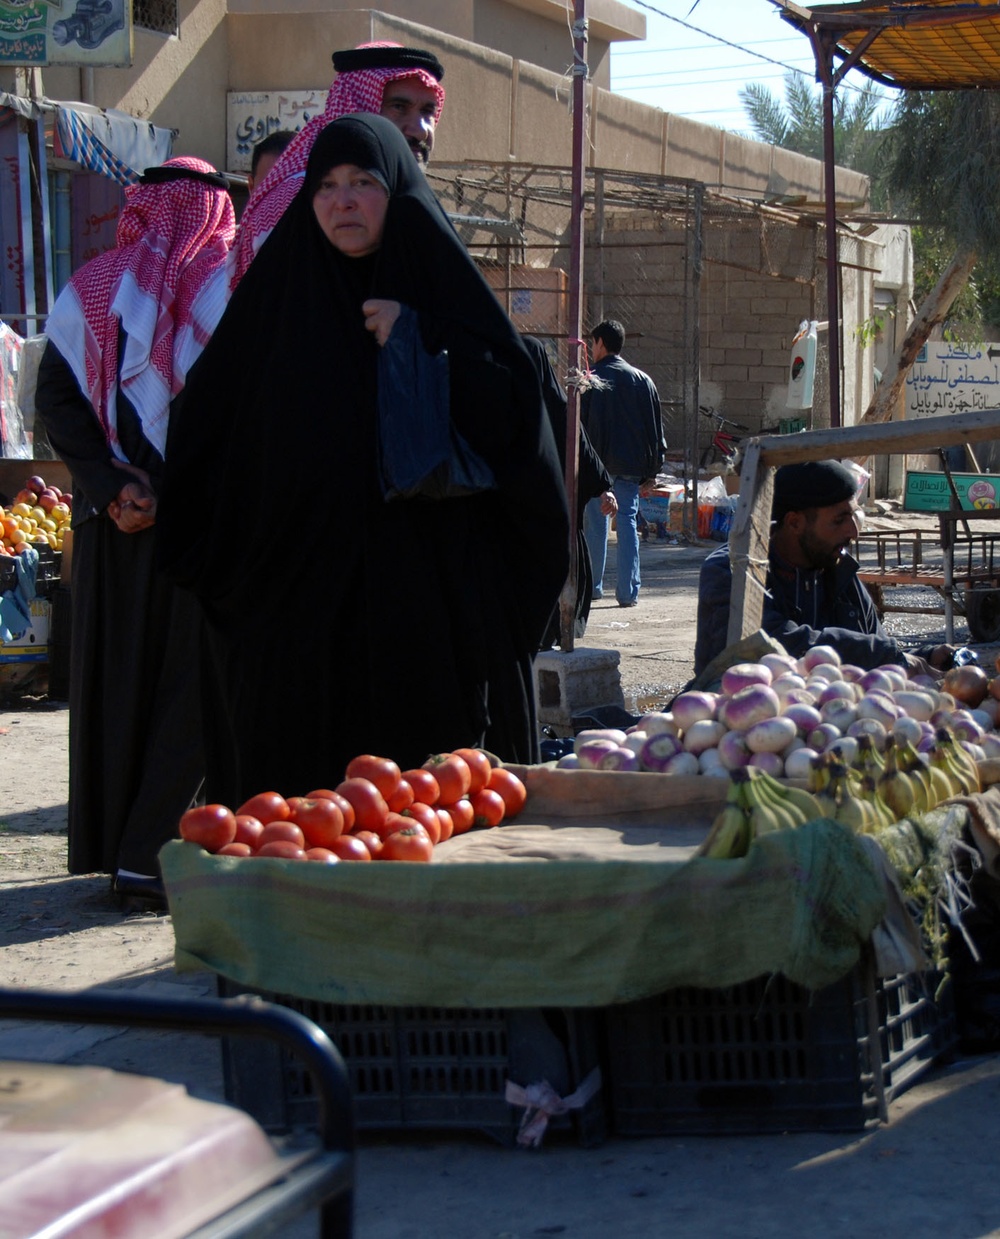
362,299,402,347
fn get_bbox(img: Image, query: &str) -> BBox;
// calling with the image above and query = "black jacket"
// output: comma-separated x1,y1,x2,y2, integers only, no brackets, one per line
694,542,908,675
580,354,665,479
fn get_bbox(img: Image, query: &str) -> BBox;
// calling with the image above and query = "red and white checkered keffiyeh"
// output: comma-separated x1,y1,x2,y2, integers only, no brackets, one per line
226,40,445,292
45,156,235,459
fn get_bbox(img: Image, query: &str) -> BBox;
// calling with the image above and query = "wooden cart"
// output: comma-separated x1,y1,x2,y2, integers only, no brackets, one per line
726,407,1000,647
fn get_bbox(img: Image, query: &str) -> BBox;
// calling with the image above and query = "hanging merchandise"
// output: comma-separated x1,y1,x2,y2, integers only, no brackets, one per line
786,319,818,410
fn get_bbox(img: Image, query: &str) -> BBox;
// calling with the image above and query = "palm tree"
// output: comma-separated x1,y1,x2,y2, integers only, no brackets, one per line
860,89,1000,427
740,73,890,207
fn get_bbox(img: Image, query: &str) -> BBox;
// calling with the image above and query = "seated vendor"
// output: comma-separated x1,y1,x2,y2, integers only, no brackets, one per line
693,459,953,677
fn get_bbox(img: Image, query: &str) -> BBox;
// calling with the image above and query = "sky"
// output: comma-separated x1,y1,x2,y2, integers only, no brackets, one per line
609,0,899,137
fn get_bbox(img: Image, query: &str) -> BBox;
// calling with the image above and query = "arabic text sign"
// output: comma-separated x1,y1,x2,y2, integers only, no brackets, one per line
905,341,1000,419
903,471,1000,512
226,90,325,173
0,0,131,66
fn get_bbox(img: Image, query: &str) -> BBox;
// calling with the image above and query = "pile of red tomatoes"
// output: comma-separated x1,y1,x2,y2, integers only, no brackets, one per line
178,748,528,864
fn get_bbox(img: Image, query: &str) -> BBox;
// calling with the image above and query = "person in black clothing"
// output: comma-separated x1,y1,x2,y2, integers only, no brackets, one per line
580,319,665,607
521,335,616,645
694,459,954,676
157,116,569,807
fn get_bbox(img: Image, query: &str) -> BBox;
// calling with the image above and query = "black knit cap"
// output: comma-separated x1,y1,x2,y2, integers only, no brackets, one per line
331,46,444,81
772,459,857,522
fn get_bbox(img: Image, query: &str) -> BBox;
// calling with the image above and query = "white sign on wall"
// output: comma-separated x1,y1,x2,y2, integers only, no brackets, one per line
905,340,1000,419
226,90,325,173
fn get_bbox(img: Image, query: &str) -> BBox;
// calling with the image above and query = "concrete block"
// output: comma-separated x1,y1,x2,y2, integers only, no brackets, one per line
534,647,624,734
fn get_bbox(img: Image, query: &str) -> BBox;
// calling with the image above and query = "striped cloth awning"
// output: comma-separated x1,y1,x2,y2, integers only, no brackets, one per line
55,104,173,185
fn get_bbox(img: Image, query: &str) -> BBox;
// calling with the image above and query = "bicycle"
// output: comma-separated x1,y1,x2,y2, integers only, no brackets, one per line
698,405,783,472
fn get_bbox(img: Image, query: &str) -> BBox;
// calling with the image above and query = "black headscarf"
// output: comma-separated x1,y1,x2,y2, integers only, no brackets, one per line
158,114,569,782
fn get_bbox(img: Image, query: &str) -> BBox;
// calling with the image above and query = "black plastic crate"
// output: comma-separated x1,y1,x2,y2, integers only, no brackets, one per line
604,964,955,1136
217,978,605,1147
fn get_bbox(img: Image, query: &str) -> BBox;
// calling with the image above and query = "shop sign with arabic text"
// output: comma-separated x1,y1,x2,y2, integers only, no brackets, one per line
226,90,325,173
0,0,131,65
906,340,1000,420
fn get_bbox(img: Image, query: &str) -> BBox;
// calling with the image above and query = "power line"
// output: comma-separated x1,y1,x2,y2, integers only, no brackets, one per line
624,0,808,75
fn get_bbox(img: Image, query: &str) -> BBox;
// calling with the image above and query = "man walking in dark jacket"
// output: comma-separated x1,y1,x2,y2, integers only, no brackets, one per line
581,320,665,607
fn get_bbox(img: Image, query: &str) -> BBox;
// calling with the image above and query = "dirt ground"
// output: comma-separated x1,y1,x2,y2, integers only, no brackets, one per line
3,519,1000,1238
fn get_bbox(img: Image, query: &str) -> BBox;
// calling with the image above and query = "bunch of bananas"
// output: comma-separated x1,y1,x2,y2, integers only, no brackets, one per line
700,725,981,860
698,766,825,859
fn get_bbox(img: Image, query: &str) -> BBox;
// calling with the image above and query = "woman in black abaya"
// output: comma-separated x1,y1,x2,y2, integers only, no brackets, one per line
158,114,569,806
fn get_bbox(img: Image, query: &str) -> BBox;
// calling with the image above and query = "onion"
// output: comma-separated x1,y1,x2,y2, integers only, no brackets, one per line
576,738,621,768
891,716,924,747
855,692,898,730
820,699,857,732
663,751,700,776
670,691,719,731
942,664,990,709
639,732,683,771
800,645,842,672
698,747,726,773
597,746,640,771
772,673,808,704
808,722,842,751
745,715,798,754
858,668,896,696
783,702,822,736
721,662,773,697
575,728,627,754
817,680,855,706
719,684,780,731
717,729,752,770
847,717,888,750
749,751,784,777
784,746,818,781
827,735,859,765
682,719,727,754
761,652,799,677
637,711,680,738
891,690,936,723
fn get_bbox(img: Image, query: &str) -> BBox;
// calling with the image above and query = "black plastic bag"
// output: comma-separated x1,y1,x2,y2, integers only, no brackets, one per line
377,305,496,501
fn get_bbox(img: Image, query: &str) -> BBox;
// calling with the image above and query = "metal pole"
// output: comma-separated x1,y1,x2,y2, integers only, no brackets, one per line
819,34,841,428
558,0,588,652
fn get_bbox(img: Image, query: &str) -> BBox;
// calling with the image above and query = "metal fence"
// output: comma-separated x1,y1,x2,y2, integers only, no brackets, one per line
430,162,830,515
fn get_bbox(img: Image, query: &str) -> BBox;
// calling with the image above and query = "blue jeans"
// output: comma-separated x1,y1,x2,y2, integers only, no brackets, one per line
584,477,641,605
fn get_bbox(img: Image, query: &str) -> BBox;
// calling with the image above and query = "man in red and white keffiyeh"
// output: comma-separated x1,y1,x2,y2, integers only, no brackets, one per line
226,40,445,292
45,156,235,460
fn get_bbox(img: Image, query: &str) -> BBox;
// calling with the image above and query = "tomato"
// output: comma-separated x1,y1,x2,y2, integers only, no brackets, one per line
469,787,505,828
422,753,471,805
179,804,237,853
236,791,291,823
401,767,440,805
304,847,340,864
329,834,372,861
486,767,528,818
368,810,415,842
452,747,493,795
258,821,306,849
289,797,344,848
234,814,264,849
442,798,475,836
255,839,306,860
352,829,384,858
401,801,441,844
216,841,253,857
435,807,454,842
336,777,389,832
345,754,402,799
378,826,434,863
385,779,415,813
308,790,355,833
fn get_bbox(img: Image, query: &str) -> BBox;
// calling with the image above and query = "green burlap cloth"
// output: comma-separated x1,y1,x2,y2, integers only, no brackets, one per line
161,807,886,1007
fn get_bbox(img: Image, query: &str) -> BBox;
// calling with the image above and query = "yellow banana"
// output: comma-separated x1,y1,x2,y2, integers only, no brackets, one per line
934,727,980,794
700,798,752,859
877,746,916,821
